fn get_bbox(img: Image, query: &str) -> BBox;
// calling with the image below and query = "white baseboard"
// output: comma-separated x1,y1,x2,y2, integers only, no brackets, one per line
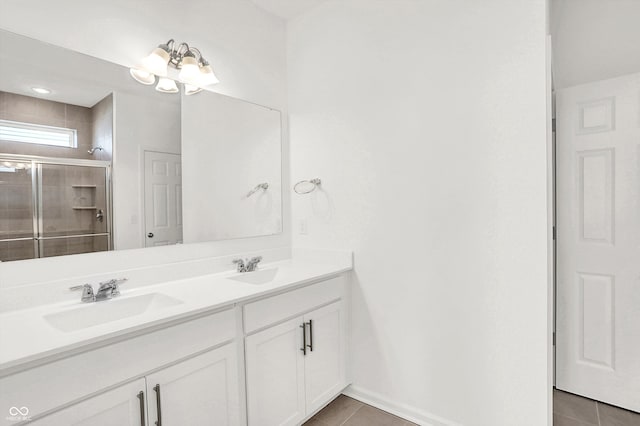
342,385,462,426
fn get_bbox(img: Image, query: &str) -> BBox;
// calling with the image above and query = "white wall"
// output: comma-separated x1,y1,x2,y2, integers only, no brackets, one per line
113,91,181,249
182,92,282,243
0,0,290,257
551,0,640,88
288,1,550,425
0,0,286,109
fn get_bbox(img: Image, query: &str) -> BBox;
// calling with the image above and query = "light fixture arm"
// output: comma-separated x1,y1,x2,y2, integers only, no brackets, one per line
188,47,208,65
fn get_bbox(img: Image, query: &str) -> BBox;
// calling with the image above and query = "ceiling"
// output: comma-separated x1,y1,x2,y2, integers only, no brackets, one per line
250,0,328,20
0,29,172,108
551,0,640,88
0,30,121,107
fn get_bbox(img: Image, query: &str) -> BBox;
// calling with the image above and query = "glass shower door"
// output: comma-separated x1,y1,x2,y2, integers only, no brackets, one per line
0,158,37,261
38,163,110,258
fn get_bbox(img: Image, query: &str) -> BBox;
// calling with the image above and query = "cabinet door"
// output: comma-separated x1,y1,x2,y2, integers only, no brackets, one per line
27,378,146,426
146,343,240,426
304,301,346,414
245,317,306,426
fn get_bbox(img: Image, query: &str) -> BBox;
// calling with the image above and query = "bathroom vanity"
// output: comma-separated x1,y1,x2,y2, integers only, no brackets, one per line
0,28,349,426
0,250,352,426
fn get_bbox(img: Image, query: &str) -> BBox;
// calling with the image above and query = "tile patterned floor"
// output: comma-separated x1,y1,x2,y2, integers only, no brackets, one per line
303,395,416,426
305,391,640,426
553,389,640,426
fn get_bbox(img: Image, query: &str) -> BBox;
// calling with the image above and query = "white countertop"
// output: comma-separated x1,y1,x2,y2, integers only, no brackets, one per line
0,254,352,374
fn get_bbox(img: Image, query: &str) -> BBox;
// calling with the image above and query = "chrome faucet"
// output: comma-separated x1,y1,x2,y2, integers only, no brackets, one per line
233,256,262,273
70,278,128,303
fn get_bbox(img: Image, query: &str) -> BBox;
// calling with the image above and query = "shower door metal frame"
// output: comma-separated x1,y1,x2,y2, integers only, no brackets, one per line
0,153,112,258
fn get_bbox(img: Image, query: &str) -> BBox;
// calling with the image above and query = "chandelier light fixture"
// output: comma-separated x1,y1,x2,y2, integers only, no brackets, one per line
129,39,219,95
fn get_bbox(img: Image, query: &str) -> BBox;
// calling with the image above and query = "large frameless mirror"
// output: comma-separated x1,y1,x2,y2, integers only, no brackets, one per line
0,30,283,261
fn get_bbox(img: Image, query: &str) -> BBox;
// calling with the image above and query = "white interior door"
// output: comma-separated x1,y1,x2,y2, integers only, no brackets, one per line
556,72,640,412
144,151,182,247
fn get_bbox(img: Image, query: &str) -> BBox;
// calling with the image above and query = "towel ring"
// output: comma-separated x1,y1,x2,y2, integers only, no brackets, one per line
294,178,321,194
246,182,269,198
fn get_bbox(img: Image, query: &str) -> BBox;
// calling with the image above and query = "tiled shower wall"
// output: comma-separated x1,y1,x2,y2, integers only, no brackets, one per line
0,91,94,159
0,91,113,261
90,94,113,162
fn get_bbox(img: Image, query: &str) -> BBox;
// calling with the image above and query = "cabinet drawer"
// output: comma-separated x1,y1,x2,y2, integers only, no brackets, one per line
243,275,345,334
0,308,235,424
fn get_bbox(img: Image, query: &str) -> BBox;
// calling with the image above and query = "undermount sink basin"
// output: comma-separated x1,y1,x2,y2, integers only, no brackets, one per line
227,268,278,285
44,293,183,332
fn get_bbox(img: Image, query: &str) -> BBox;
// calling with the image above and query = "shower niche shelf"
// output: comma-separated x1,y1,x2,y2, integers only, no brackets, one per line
72,185,98,210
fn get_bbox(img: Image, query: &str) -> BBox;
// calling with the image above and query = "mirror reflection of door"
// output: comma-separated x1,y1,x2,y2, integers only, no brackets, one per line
143,151,182,247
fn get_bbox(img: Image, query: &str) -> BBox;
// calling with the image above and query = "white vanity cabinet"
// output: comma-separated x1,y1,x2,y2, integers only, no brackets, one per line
27,379,147,426
146,343,240,426
302,301,346,414
25,344,240,426
244,277,348,426
0,270,351,426
0,309,238,426
246,317,307,426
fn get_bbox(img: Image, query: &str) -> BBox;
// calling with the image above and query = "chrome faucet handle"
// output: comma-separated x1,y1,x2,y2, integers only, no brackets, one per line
233,258,246,272
106,278,128,297
97,278,128,298
70,284,95,303
246,256,263,272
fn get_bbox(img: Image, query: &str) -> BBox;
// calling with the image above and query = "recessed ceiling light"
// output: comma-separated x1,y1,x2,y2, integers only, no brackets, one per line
31,87,51,94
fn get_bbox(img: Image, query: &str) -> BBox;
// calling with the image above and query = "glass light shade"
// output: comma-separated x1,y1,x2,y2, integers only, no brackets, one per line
129,68,156,85
178,56,200,85
143,47,170,76
155,77,179,94
184,84,203,96
199,64,219,86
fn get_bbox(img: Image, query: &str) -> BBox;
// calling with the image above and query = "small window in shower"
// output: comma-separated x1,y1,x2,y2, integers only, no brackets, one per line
0,119,77,148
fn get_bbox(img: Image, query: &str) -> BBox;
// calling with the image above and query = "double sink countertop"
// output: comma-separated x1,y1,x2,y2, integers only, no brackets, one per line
0,252,352,374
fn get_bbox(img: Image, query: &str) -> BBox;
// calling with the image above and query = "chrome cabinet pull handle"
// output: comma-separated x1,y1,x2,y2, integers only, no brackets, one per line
306,319,313,352
154,384,162,426
137,391,145,426
300,323,307,355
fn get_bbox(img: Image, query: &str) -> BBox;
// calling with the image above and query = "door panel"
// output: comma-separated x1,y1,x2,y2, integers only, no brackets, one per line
245,317,306,426
40,234,109,258
38,162,110,257
146,344,239,426
556,72,640,412
0,158,36,261
144,151,182,247
0,238,35,261
28,378,146,426
40,163,108,237
304,302,346,414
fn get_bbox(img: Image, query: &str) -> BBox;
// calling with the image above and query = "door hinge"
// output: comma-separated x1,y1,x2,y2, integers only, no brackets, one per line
552,118,556,132
552,226,556,240
553,332,556,346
